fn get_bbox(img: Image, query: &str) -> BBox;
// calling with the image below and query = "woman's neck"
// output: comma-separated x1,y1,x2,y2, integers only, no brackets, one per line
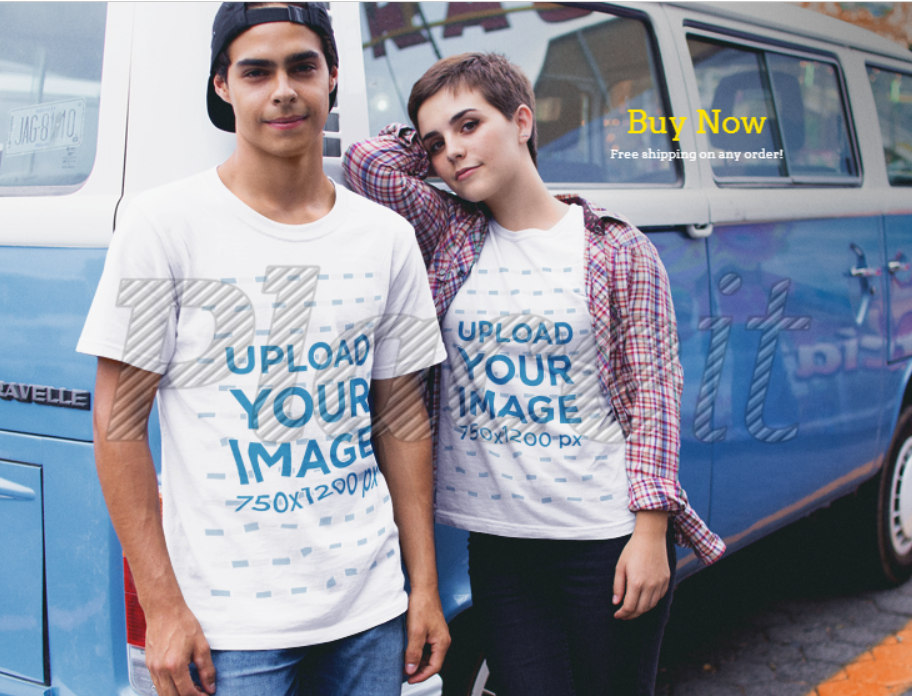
485,166,569,232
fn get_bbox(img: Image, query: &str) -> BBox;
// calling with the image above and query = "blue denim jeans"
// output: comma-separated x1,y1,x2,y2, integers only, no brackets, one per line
468,532,675,696
190,613,406,696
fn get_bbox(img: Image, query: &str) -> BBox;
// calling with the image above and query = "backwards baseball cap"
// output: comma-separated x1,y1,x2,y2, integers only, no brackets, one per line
207,2,338,132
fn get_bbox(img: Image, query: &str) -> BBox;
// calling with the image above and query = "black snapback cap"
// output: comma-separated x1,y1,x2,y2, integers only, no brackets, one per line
207,2,338,132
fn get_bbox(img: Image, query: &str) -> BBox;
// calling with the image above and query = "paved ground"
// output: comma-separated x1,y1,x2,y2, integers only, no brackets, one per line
655,491,912,696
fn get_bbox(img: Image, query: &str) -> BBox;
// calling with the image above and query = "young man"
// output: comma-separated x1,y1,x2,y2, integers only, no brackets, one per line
78,4,449,695
344,53,724,695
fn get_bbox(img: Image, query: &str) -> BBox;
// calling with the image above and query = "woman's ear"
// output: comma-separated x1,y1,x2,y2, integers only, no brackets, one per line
514,103,535,145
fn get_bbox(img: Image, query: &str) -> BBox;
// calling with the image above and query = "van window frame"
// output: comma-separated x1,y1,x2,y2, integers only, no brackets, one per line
865,60,912,188
685,28,862,188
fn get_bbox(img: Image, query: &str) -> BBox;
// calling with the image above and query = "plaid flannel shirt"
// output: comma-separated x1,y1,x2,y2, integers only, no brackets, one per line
343,124,725,565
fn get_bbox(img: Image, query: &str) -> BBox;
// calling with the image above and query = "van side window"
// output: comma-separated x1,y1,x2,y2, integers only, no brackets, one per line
686,39,781,178
0,2,106,193
867,66,912,186
767,54,855,178
688,37,857,183
361,3,678,186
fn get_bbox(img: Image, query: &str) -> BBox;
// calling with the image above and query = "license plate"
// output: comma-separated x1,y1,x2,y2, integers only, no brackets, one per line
6,98,85,156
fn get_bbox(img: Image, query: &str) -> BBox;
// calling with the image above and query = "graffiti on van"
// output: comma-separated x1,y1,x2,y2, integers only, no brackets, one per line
362,2,593,59
695,278,811,444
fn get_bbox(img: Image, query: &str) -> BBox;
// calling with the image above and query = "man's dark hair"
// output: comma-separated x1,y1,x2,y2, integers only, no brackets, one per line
214,2,338,82
407,53,538,166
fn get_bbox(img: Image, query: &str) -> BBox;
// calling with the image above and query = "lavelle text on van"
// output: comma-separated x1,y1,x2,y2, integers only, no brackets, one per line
0,380,91,410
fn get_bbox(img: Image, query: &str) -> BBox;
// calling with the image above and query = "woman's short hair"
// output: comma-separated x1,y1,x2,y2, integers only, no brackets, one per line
407,53,538,166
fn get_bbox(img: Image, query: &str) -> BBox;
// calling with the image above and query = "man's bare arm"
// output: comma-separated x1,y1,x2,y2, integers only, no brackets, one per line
93,357,215,696
372,372,450,684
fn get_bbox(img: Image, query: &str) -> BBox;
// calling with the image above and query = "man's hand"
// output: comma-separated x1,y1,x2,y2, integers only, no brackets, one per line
404,588,451,684
144,603,216,696
613,511,670,620
93,357,217,695
371,373,450,682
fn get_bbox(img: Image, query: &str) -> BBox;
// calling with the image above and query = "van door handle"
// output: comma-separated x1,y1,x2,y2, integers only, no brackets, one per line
849,243,879,296
850,266,882,278
0,476,36,501
849,243,877,326
686,223,713,239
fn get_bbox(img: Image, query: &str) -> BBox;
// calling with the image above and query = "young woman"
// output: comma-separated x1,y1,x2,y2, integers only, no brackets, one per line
344,53,724,696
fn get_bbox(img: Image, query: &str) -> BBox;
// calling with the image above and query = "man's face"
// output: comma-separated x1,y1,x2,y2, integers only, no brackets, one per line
213,21,337,159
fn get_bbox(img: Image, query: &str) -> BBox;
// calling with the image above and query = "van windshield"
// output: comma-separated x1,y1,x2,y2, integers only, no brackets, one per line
360,3,679,186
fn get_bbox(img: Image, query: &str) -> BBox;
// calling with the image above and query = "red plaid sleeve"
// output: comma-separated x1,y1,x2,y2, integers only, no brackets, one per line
343,124,453,268
578,199,726,565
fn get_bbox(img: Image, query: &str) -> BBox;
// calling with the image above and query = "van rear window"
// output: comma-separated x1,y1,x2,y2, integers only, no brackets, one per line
688,37,858,184
361,3,679,186
0,2,106,192
867,65,912,187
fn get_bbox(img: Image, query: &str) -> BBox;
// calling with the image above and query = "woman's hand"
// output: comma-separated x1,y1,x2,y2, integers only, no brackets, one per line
612,511,670,620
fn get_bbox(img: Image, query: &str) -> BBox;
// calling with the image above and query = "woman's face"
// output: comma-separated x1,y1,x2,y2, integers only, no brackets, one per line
416,86,529,204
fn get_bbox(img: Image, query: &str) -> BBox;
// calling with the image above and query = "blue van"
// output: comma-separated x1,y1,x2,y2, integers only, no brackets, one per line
1,3,911,696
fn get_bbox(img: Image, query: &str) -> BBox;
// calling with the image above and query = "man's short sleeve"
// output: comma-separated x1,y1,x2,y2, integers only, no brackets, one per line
76,202,178,374
371,225,446,380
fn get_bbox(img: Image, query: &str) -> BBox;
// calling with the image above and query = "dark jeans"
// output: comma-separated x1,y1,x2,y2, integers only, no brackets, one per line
468,531,676,696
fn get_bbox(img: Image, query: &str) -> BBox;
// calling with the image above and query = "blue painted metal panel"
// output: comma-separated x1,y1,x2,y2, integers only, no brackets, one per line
434,524,471,622
0,248,106,442
0,433,128,696
707,217,886,546
0,460,45,684
647,230,715,576
41,437,126,696
0,675,50,696
884,214,912,363
648,231,713,526
879,214,912,474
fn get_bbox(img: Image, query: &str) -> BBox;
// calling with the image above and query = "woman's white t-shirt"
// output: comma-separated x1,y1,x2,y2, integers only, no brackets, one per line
435,205,635,539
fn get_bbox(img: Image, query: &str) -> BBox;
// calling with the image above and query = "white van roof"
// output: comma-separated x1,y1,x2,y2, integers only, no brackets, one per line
671,2,912,63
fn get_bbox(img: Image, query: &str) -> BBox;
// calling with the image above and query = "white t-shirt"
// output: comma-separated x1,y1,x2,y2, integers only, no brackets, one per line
435,205,635,539
78,169,446,650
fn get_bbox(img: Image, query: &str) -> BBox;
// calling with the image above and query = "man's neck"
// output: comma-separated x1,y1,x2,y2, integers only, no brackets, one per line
217,140,335,225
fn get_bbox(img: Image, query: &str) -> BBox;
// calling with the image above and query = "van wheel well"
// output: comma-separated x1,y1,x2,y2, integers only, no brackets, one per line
900,378,912,418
